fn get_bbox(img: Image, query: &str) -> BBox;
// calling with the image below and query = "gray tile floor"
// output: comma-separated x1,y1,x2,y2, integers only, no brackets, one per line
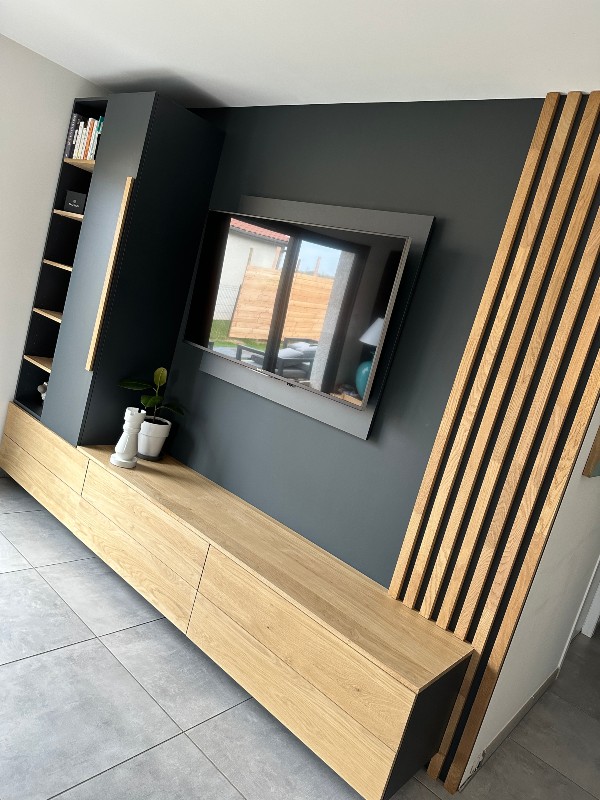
0,473,598,799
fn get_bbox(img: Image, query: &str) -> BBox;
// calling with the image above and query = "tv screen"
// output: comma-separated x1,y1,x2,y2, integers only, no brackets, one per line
184,196,433,439
186,211,410,408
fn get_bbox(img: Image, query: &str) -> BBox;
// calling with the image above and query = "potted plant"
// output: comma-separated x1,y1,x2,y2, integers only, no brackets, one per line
119,367,183,460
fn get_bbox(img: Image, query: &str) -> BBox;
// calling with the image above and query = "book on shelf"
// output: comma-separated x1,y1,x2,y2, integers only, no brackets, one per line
63,113,82,158
64,114,104,161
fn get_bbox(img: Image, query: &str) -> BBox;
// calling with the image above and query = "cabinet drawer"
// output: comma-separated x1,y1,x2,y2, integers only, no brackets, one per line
74,496,196,632
3,403,88,494
82,460,208,588
200,548,414,750
189,595,394,800
0,435,81,530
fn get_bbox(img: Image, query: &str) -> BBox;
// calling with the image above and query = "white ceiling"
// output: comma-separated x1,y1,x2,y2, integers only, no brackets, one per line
2,0,599,107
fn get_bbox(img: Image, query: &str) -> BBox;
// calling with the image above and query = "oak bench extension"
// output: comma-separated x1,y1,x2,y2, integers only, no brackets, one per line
0,402,472,800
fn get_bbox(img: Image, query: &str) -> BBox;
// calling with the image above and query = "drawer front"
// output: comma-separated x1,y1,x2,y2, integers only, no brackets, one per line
189,595,394,800
82,460,208,588
200,548,413,750
3,403,88,494
0,435,81,530
74,496,196,632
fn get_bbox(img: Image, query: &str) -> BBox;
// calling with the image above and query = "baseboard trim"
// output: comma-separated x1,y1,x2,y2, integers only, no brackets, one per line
459,668,559,789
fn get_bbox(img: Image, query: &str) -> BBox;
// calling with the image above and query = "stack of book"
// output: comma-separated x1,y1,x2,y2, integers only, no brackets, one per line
63,114,104,161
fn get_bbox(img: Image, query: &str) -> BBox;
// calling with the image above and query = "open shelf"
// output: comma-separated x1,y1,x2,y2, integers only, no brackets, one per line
42,259,73,272
13,397,43,421
63,158,95,173
33,308,63,324
53,209,84,221
23,355,53,374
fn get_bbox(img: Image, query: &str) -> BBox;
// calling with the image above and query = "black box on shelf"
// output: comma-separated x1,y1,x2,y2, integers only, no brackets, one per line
64,191,87,213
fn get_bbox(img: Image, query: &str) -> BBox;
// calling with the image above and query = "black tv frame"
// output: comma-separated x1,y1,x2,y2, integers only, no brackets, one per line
184,196,434,439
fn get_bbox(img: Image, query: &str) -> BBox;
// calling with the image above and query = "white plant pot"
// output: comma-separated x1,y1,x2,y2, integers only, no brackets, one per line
137,417,171,461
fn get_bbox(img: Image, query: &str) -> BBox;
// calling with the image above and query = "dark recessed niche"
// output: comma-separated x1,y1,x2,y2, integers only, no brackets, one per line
185,196,434,439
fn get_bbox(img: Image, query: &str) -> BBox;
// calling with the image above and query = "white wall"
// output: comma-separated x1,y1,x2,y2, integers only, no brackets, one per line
463,399,600,782
0,35,102,431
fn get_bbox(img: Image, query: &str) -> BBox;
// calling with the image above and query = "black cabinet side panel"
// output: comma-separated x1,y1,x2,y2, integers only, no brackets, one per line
42,93,156,444
79,96,223,445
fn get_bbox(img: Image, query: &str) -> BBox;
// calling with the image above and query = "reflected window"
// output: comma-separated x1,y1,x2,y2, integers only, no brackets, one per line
189,213,410,408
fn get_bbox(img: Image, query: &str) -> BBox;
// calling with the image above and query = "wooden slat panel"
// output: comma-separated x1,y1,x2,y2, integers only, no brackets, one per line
443,348,600,791
401,92,580,610
451,205,600,637
3,402,88,494
82,460,209,589
383,91,600,791
388,92,560,599
0,435,81,530
421,91,591,619
435,110,600,628
429,268,600,784
201,547,414,751
74,495,196,633
188,595,395,800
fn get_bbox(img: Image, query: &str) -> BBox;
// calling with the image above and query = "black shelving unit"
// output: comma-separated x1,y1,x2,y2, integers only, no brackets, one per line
14,97,107,418
13,91,224,445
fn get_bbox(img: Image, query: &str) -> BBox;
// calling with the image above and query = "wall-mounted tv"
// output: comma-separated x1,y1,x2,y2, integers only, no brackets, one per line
185,197,434,439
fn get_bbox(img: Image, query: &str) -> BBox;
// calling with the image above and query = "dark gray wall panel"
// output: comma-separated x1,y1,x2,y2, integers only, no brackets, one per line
79,95,223,445
167,99,543,587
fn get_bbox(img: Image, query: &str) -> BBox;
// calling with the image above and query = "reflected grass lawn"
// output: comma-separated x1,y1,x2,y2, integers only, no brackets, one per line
209,319,266,351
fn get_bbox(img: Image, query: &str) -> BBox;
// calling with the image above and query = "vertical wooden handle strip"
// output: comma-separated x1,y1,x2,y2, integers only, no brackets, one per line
85,177,135,371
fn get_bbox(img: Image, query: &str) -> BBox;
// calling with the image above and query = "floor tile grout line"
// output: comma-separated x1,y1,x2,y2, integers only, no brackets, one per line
15,520,238,739
182,696,251,732
0,534,37,570
413,772,449,798
546,684,600,728
29,563,108,639
29,555,164,639
0,615,168,671
98,615,165,639
33,554,97,568
0,565,37,575
0,507,47,516
184,730,249,800
507,739,600,800
95,632,186,734
0,634,97,670
45,732,185,799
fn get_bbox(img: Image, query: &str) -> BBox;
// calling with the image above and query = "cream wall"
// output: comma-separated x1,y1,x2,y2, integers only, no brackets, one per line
0,35,102,431
463,399,600,783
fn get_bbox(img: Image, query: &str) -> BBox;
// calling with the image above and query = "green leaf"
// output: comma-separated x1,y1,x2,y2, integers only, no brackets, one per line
141,394,163,408
161,402,185,416
119,380,152,390
154,367,167,388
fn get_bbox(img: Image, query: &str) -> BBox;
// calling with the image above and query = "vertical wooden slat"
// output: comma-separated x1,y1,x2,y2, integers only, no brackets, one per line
436,117,600,629
387,90,600,791
450,176,600,637
422,92,596,621
401,93,580,609
443,347,600,792
430,278,600,785
388,93,560,599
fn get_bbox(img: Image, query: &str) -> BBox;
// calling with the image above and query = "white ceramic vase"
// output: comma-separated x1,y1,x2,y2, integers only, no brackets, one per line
137,416,171,460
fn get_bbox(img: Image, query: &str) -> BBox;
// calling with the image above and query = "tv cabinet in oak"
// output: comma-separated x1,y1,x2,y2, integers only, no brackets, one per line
0,403,471,800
